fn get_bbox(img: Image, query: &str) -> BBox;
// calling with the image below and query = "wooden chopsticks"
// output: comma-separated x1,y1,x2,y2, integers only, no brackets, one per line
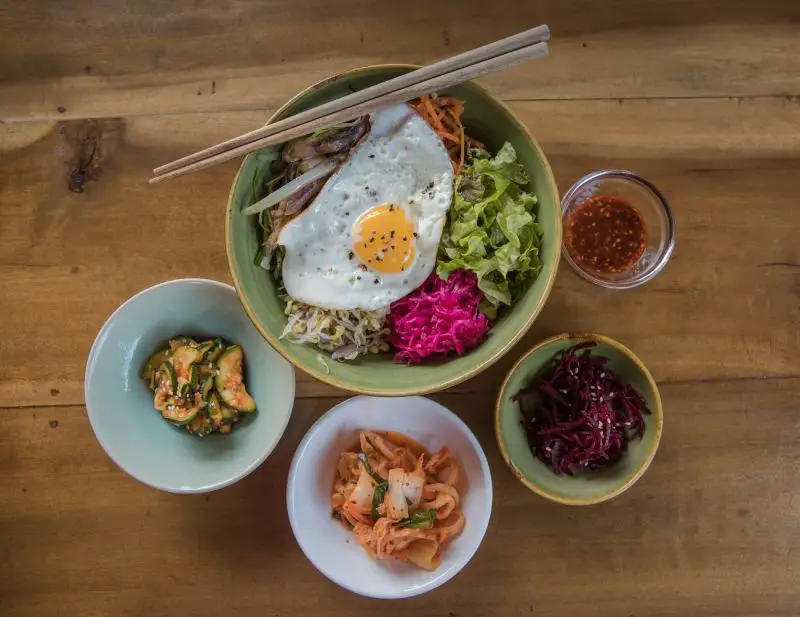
150,25,549,184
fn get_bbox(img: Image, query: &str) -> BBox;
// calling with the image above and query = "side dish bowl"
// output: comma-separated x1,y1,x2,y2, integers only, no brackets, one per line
561,170,675,289
287,395,493,598
226,65,561,396
495,333,663,505
84,279,295,493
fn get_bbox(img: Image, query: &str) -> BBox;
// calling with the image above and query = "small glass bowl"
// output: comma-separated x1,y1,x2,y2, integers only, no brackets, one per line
560,170,675,289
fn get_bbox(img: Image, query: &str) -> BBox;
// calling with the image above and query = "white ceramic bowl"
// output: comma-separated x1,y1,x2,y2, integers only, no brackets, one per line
85,279,296,493
287,395,492,598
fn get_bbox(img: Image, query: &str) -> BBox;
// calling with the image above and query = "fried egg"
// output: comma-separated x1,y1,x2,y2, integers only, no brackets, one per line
278,104,454,310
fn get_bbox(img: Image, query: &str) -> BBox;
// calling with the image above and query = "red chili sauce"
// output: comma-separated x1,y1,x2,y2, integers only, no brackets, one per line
567,195,647,274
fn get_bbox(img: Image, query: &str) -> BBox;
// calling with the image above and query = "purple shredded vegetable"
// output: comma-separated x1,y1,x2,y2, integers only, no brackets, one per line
387,270,492,365
512,342,651,476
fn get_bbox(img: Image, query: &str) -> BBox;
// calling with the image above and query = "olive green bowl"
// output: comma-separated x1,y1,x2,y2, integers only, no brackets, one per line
226,65,561,395
495,333,663,505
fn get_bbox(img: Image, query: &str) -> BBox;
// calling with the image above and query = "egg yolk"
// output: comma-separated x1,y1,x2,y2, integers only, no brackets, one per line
351,204,416,275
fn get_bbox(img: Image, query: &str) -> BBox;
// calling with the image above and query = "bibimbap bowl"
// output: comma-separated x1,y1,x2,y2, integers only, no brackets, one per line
226,65,561,395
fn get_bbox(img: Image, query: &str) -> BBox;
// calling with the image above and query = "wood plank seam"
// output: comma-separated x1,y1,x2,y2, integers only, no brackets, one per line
6,94,799,124
3,374,799,412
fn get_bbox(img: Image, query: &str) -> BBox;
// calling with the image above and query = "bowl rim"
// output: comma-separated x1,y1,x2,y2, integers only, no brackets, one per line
225,63,562,396
286,394,494,598
84,277,296,494
560,169,676,290
494,332,663,505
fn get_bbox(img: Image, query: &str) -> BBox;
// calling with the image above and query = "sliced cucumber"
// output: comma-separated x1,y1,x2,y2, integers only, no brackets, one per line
195,339,215,357
189,364,201,390
215,345,256,412
148,368,160,391
161,400,201,425
204,338,225,363
153,363,177,410
142,336,251,437
187,412,213,437
220,404,240,425
207,392,223,427
157,362,178,394
197,359,217,380
199,376,214,400
171,346,204,382
140,348,170,379
168,336,196,351
178,382,191,401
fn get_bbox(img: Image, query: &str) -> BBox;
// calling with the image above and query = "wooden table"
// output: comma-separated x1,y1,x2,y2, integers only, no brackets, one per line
1,2,798,615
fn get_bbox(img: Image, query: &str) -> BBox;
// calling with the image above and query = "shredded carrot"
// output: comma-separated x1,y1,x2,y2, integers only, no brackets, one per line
421,96,445,133
438,131,460,145
457,115,465,173
411,94,473,174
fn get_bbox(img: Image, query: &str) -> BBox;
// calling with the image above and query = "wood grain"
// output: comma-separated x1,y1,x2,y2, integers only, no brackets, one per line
153,25,550,177
1,98,798,407
1,2,798,615
1,1,799,121
1,382,798,617
150,41,550,183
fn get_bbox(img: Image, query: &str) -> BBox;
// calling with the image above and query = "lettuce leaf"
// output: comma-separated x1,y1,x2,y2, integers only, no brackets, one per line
437,143,543,318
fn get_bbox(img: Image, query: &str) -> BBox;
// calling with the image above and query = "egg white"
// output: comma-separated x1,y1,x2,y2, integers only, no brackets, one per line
278,104,454,311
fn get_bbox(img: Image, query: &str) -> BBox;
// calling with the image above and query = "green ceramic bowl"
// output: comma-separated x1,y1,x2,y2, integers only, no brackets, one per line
84,279,296,493
495,333,663,505
226,65,561,395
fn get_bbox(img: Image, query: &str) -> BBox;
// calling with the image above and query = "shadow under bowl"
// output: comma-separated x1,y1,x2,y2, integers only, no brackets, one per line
84,278,295,493
561,170,675,289
495,333,663,505
226,64,562,396
287,395,492,598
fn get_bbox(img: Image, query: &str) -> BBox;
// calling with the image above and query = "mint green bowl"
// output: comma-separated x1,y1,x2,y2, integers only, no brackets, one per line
84,279,295,493
226,65,561,395
495,333,663,505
